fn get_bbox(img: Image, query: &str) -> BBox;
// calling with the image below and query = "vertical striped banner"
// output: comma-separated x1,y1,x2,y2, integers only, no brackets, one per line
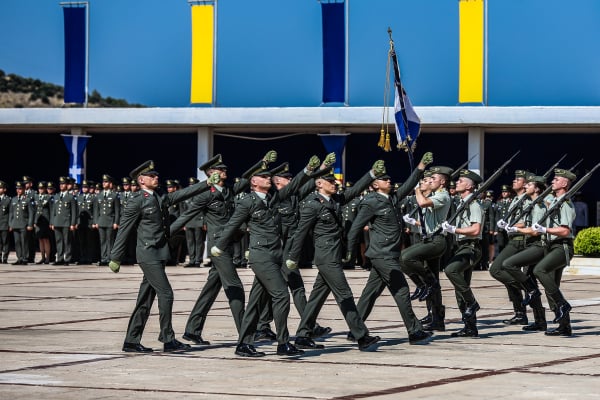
458,0,485,104
61,134,92,183
321,1,345,104
63,6,86,104
190,3,215,104
319,134,347,181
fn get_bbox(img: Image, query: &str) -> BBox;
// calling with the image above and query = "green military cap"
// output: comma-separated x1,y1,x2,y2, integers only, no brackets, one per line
428,166,454,177
241,160,269,180
130,180,139,187
448,180,456,188
199,154,227,173
47,181,55,189
81,180,90,187
102,174,114,182
165,179,176,187
458,169,483,184
514,170,532,179
423,170,433,178
129,160,158,180
72,182,80,189
345,181,354,188
59,176,68,184
526,174,546,185
121,177,131,185
485,190,494,197
95,183,102,190
501,184,511,191
394,182,401,189
269,162,291,178
0,180,5,188
22,176,32,183
318,173,337,183
188,177,199,185
375,174,392,181
15,181,24,189
173,179,180,187
37,181,46,188
554,168,576,181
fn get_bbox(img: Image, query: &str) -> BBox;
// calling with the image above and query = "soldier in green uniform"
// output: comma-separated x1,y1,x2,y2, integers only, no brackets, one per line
9,181,34,265
286,160,387,352
489,170,531,326
50,176,78,265
33,181,52,264
344,152,433,344
119,177,137,265
494,185,513,253
401,166,453,331
341,181,361,269
76,180,95,265
93,175,120,266
108,160,217,353
440,169,484,337
211,153,321,357
180,177,206,268
23,176,36,263
0,181,10,263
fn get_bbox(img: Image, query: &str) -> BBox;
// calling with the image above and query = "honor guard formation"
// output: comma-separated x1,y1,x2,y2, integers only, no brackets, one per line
0,151,596,356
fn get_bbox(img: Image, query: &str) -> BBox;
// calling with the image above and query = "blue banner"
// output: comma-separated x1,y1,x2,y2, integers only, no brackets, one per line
321,2,345,104
319,134,347,177
63,7,86,103
61,134,91,183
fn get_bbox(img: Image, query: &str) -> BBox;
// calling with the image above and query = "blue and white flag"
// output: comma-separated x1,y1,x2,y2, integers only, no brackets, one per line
394,85,421,155
61,134,91,183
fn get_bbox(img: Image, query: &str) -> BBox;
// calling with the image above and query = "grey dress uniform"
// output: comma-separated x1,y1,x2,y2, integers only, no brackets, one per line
215,169,311,347
94,189,121,264
110,177,212,345
0,191,11,263
77,190,95,264
288,171,376,341
346,168,424,336
51,190,78,264
9,194,34,264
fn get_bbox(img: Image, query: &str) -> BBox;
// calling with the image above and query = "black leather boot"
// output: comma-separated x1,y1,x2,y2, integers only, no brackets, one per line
419,297,432,324
503,311,528,325
552,301,572,323
423,305,445,332
545,313,572,337
521,277,542,306
523,305,547,331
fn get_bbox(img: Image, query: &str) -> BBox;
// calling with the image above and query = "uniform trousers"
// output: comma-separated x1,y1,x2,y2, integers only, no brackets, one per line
98,227,116,263
356,256,422,335
125,260,175,344
401,235,447,286
54,226,72,262
185,237,245,335
444,241,481,309
13,228,28,262
185,227,205,264
501,240,545,285
533,241,573,310
296,261,368,340
489,238,527,311
0,230,9,260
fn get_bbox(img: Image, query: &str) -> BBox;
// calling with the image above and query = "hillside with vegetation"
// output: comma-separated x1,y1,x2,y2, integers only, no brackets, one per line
0,69,144,108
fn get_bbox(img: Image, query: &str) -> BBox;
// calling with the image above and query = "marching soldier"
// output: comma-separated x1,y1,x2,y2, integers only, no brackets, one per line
50,176,77,265
33,181,52,264
0,181,11,263
9,181,34,265
93,174,120,266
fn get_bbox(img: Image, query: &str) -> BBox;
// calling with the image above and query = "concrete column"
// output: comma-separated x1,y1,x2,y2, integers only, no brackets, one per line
468,127,485,178
196,127,214,179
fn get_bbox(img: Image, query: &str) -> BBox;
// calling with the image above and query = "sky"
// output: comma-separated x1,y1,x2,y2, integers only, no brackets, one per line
1,0,600,108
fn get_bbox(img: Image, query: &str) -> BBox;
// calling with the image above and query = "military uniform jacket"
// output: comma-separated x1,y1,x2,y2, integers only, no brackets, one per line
33,193,51,225
346,168,423,259
542,195,576,242
50,191,78,227
110,180,211,264
494,197,512,231
119,191,133,223
0,195,11,230
287,171,375,265
9,195,34,229
278,179,316,240
77,193,94,227
171,179,249,241
93,190,120,227
216,171,310,263
455,194,484,241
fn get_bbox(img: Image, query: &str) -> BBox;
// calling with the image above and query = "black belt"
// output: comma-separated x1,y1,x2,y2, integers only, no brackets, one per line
458,239,480,245
509,235,526,241
548,238,573,246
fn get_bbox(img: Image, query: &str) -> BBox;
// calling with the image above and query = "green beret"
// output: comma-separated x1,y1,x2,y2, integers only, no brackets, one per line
554,168,576,181
458,169,482,184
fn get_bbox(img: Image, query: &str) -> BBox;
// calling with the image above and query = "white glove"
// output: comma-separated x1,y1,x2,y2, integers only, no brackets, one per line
505,226,518,233
285,259,298,270
211,246,223,257
441,221,456,234
532,223,547,234
403,214,417,226
496,219,508,229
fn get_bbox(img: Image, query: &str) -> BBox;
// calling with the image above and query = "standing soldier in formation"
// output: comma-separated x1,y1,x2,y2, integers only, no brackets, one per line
9,181,34,265
344,152,433,344
33,181,52,264
490,170,530,326
94,174,120,266
494,185,513,254
50,176,77,265
478,190,495,270
0,181,12,263
119,177,136,265
76,180,95,265
440,169,484,337
23,176,36,263
180,177,206,268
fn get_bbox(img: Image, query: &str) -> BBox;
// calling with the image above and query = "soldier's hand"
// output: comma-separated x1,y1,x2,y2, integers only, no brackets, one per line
505,226,518,233
532,223,547,234
403,214,417,226
371,160,386,177
441,221,456,234
109,260,121,273
211,246,223,257
341,251,353,264
496,219,508,229
323,152,336,168
285,259,298,270
209,172,221,185
263,150,278,164
306,155,321,172
420,152,433,166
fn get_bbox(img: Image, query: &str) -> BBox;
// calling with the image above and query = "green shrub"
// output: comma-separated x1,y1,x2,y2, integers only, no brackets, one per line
574,227,600,256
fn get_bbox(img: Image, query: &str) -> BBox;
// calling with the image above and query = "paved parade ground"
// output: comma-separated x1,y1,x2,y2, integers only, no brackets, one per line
1,258,599,399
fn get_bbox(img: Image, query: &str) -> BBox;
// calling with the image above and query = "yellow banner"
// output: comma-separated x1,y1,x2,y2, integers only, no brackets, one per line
458,0,484,104
190,4,214,104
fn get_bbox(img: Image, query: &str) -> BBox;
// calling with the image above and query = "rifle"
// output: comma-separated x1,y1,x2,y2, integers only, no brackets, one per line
535,162,600,226
450,154,479,180
511,159,583,225
427,150,520,238
500,154,567,224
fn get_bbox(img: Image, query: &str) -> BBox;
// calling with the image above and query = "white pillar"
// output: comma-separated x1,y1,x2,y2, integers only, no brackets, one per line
196,127,213,180
468,127,485,178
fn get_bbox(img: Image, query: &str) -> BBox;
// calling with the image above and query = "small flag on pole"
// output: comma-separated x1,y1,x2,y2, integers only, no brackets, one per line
61,134,91,184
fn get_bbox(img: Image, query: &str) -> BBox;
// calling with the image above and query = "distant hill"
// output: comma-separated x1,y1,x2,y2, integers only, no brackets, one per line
0,69,145,108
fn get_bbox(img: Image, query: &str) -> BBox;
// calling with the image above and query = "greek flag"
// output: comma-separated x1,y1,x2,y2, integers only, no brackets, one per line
61,134,91,183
